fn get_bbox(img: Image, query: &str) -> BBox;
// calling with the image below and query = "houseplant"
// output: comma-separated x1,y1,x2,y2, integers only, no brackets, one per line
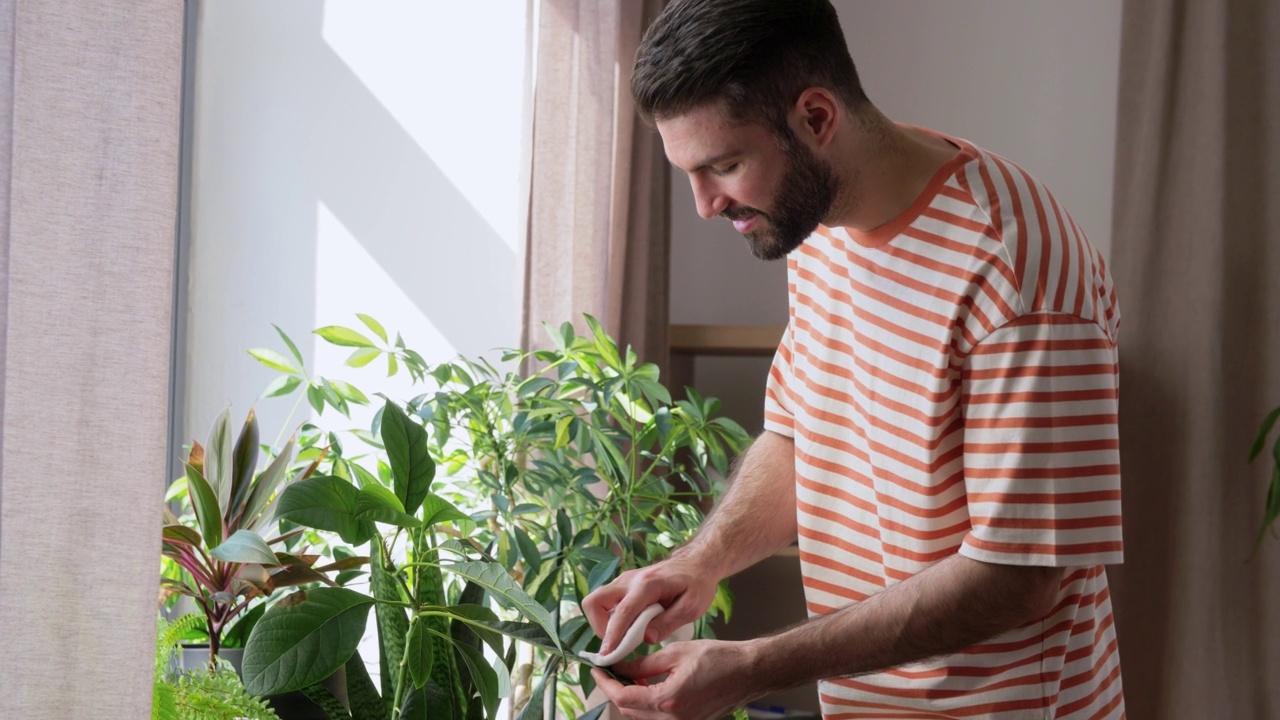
242,315,750,719
154,613,280,720
161,407,367,665
241,397,570,720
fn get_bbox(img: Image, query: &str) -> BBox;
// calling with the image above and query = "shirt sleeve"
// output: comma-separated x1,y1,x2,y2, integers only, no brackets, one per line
958,312,1124,567
762,322,797,438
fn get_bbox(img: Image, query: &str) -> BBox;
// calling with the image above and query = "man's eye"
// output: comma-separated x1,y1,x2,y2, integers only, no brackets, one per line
714,163,739,176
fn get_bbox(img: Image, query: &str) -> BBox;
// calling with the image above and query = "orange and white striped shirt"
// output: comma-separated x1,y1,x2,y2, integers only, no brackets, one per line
764,130,1124,719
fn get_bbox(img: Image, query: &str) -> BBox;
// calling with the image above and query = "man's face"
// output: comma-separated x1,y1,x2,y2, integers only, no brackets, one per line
657,104,837,260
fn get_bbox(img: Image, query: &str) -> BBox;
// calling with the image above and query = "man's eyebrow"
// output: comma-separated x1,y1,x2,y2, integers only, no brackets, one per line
691,151,740,172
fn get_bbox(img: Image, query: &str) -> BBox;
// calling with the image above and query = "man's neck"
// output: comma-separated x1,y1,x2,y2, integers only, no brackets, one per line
826,114,959,233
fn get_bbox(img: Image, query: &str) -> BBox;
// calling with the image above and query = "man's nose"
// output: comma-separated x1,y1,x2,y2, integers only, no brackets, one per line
691,177,728,220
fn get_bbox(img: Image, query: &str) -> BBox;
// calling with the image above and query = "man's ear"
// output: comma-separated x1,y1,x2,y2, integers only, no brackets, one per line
791,87,840,149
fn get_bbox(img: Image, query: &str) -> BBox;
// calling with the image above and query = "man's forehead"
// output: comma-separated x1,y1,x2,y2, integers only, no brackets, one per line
656,106,765,171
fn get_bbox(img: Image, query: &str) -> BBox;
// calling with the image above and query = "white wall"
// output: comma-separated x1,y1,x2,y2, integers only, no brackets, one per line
669,0,1123,434
183,1,529,453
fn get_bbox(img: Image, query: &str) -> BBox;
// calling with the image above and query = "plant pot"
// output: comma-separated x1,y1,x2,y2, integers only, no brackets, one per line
177,645,348,720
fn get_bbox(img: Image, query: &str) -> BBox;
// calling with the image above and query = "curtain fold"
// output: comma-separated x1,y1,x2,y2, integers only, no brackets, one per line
524,0,670,373
1108,0,1280,717
0,1,183,717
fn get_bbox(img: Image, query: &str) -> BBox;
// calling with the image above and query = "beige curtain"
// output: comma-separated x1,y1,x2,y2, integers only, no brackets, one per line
0,1,183,717
1107,0,1280,717
523,0,671,371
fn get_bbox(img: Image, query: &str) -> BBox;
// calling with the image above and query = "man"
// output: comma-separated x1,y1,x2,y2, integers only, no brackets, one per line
583,1,1125,718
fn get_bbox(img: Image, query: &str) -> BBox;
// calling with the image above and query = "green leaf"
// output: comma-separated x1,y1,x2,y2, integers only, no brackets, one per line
307,384,326,415
248,348,300,374
579,703,609,720
242,587,375,696
241,438,295,531
184,464,223,549
344,650,388,720
421,494,470,528
586,556,618,592
452,638,502,719
370,543,409,706
300,682,353,720
273,324,306,369
162,524,202,547
468,618,564,660
206,407,235,513
347,347,382,368
229,410,261,519
263,375,303,398
388,353,400,377
331,380,370,405
274,475,371,545
316,325,377,348
512,527,542,575
1250,405,1280,461
554,416,573,450
210,529,279,565
355,483,422,528
442,561,561,651
406,618,435,689
380,399,435,515
356,313,389,343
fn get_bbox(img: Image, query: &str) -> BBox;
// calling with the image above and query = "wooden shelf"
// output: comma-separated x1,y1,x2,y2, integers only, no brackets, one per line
669,324,785,356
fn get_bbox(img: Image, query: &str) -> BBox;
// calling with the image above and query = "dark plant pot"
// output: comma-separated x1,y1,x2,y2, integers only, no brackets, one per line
177,645,348,720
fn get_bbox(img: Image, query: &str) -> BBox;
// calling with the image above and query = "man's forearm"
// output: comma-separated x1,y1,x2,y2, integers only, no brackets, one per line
744,554,1065,694
676,430,797,581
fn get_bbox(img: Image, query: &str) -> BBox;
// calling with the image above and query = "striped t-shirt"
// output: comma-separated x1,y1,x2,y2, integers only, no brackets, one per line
763,130,1124,719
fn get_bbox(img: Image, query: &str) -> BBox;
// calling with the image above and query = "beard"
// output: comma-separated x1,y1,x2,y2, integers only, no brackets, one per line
722,135,839,261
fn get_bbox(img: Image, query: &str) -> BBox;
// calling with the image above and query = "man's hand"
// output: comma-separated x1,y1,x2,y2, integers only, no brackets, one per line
590,640,760,720
582,555,717,655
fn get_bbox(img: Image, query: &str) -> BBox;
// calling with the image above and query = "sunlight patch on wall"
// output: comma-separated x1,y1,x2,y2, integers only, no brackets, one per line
321,2,528,256
314,199,452,408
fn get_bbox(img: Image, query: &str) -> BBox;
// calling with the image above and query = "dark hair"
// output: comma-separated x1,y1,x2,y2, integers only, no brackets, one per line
632,0,868,133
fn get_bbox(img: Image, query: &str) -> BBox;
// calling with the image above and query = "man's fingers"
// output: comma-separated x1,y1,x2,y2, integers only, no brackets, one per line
583,578,628,639
644,595,697,644
591,668,667,719
611,647,678,680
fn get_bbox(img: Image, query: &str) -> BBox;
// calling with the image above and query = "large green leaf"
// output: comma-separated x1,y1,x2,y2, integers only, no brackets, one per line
380,399,434,515
355,483,422,529
209,529,279,565
442,561,561,651
274,475,371,545
184,464,223,549
205,407,235,513
242,587,374,696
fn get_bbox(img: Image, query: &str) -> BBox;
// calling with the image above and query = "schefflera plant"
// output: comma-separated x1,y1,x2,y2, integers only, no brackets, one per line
242,399,570,720
161,408,363,664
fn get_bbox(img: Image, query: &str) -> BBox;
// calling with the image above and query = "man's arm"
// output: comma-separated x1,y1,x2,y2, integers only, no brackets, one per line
595,554,1065,720
583,430,797,652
